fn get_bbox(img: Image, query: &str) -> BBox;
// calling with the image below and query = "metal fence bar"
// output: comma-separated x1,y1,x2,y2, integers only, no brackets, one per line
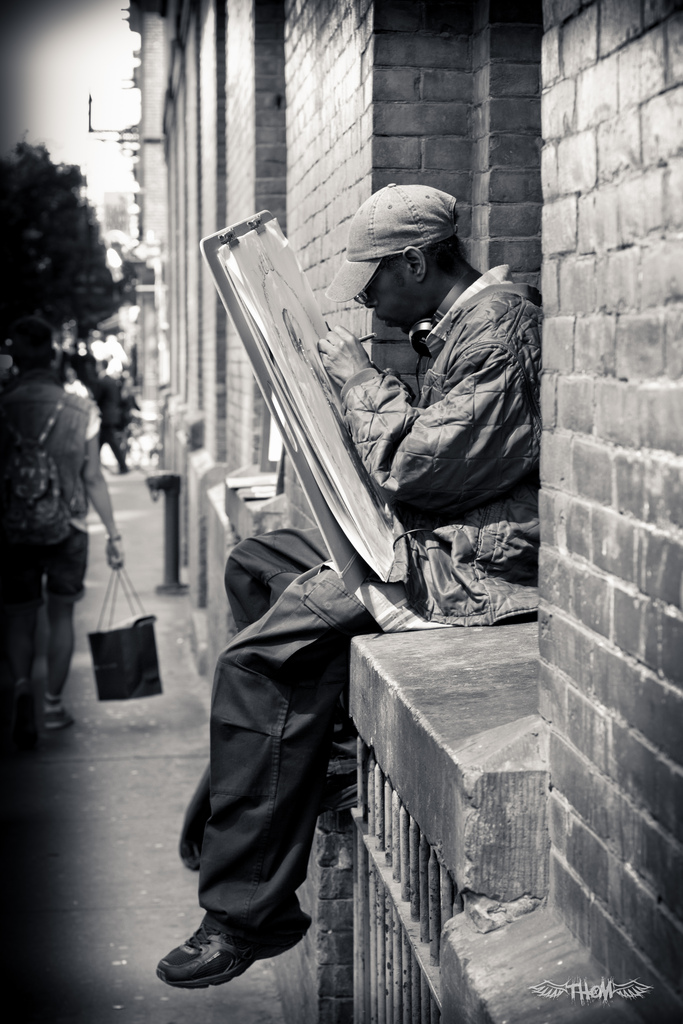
411,952,421,1024
385,893,394,1023
376,870,386,1024
409,816,420,921
402,925,412,1024
420,973,430,1023
401,924,411,1024
355,822,369,1023
375,762,384,852
440,862,454,927
419,832,430,945
392,790,401,882
368,753,376,837
385,778,393,866
400,805,410,902
354,742,453,1022
358,735,368,816
428,847,441,965
393,902,403,1023
369,860,378,1024
357,822,442,998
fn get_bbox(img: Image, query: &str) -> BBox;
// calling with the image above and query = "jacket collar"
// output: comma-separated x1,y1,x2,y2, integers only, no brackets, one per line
424,265,514,360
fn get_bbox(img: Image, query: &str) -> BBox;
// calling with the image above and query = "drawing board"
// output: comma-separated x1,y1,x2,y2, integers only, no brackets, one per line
200,212,396,585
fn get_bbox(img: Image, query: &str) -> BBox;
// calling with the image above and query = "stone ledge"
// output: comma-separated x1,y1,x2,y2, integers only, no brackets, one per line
441,906,647,1024
224,480,288,541
349,623,548,902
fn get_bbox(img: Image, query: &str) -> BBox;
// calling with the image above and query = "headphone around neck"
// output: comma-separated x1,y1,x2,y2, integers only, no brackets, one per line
408,318,437,356
407,282,464,356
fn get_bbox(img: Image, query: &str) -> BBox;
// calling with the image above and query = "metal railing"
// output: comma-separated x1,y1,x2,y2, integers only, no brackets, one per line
352,739,462,1023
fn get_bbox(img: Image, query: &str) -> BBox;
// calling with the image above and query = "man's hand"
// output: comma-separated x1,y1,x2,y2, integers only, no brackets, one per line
318,326,372,387
106,535,124,570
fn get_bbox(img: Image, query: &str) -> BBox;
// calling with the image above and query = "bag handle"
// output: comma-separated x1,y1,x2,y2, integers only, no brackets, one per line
118,566,146,618
96,567,147,631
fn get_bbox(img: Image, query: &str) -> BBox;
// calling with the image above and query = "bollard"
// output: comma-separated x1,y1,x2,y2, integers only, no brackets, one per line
145,472,189,594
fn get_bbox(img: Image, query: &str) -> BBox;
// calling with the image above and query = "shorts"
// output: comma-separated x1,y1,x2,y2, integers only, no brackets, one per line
0,526,89,612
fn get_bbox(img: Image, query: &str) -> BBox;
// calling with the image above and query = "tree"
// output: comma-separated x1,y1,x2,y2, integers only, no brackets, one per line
0,142,118,338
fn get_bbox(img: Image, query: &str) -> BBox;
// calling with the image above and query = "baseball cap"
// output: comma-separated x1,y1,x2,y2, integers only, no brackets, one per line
325,183,457,302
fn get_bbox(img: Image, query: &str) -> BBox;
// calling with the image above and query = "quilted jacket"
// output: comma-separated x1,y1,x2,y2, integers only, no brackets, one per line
340,282,543,625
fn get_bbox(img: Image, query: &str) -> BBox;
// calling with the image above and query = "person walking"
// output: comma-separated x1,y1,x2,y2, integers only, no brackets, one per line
0,316,124,749
77,353,129,474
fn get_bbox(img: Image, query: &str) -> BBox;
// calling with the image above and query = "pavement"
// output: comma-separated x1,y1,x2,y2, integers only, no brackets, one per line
0,466,287,1024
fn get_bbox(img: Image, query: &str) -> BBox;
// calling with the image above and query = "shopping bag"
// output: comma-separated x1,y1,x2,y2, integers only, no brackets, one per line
88,569,163,700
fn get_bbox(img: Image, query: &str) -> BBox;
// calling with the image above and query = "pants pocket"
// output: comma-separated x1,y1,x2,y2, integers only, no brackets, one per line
302,571,374,636
211,721,275,797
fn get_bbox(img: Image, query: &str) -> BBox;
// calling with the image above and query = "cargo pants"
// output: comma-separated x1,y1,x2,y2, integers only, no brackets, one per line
198,528,377,943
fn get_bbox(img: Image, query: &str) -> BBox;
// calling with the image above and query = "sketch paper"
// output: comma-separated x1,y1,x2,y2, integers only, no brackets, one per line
200,213,396,583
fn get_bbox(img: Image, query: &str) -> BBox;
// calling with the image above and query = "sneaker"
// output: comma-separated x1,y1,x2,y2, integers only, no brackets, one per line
156,922,301,989
12,682,38,750
43,699,75,731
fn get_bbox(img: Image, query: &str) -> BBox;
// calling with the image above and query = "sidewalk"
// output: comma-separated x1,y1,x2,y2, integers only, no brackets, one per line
0,470,286,1024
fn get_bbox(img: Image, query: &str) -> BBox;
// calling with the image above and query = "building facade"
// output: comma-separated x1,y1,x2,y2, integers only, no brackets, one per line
131,1,683,1020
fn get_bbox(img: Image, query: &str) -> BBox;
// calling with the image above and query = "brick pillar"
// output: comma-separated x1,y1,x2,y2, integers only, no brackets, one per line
370,0,473,377
539,2,683,1017
252,0,287,468
255,0,287,229
471,0,542,283
225,0,258,472
198,0,227,463
186,15,201,414
275,811,355,1024
166,95,184,400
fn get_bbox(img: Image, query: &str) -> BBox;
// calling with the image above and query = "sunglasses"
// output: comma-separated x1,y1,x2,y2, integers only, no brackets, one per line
353,261,385,306
353,248,417,305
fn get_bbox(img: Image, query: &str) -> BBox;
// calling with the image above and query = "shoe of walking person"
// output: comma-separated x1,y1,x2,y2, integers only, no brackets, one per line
11,679,38,750
43,694,75,731
156,921,301,989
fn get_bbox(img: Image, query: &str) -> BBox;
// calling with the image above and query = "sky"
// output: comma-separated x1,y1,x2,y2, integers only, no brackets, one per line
0,0,141,202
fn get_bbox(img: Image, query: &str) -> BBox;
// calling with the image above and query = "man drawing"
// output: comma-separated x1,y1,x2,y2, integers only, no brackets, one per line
157,184,542,987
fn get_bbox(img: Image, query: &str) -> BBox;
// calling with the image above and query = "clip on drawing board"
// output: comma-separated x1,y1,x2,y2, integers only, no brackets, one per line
200,211,396,591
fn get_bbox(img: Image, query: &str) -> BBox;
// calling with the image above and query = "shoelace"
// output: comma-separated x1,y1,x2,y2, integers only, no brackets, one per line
188,923,252,957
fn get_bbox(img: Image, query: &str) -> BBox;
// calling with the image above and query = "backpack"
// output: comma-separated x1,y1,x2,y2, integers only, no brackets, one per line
0,400,72,545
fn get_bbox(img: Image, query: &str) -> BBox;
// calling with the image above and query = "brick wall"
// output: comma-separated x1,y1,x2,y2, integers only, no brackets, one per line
251,1,288,466
140,13,168,244
199,0,227,462
225,0,259,471
471,0,542,286
186,15,201,413
165,16,187,402
539,1,683,1014
255,0,288,227
286,0,375,329
368,0,474,377
275,812,354,1024
284,0,375,517
285,0,542,484
166,137,179,398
